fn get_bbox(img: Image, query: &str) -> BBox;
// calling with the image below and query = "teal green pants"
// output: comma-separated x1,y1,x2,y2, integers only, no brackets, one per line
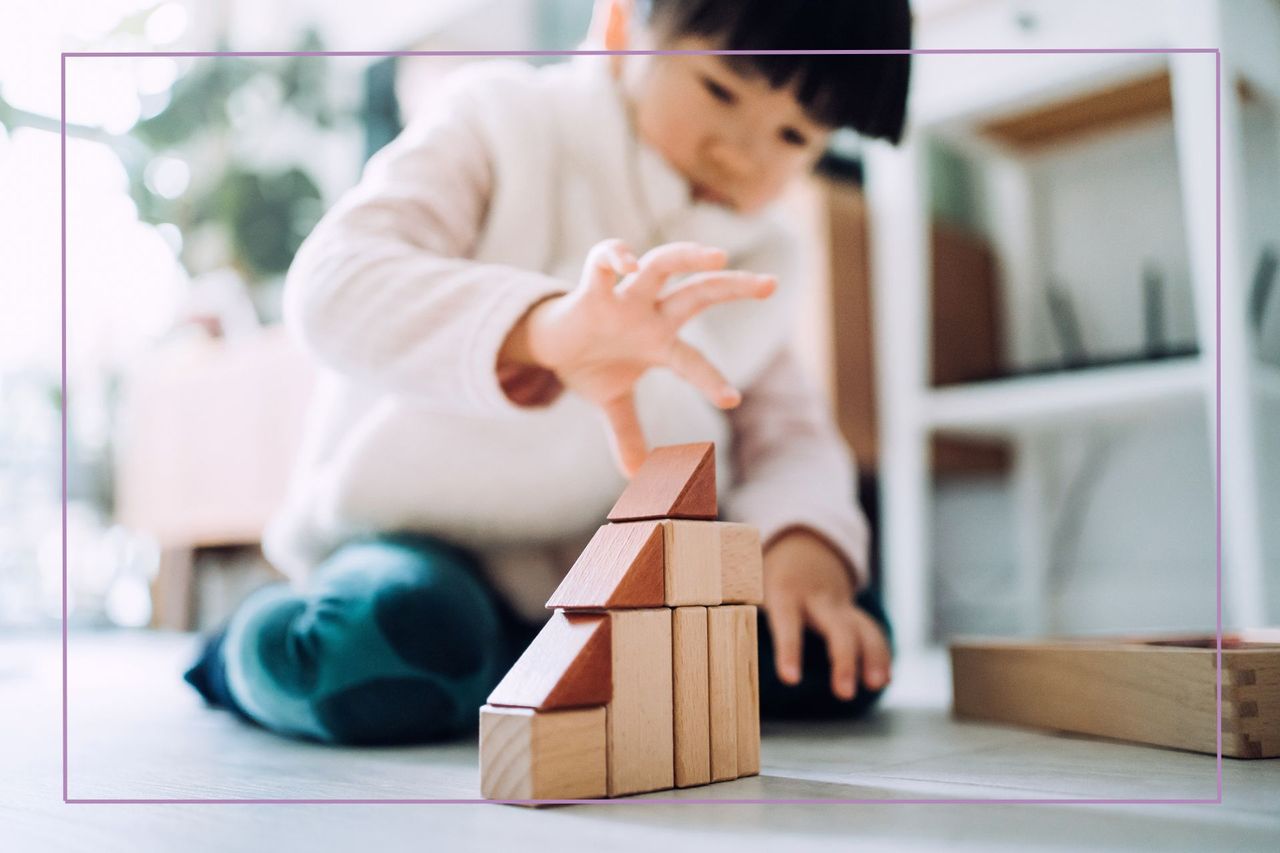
186,534,891,744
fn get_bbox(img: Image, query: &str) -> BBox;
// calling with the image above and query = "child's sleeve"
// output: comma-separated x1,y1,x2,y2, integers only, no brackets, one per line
281,70,567,415
722,346,872,591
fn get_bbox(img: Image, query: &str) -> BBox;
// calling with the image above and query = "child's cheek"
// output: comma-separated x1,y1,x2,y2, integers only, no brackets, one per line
640,100,699,174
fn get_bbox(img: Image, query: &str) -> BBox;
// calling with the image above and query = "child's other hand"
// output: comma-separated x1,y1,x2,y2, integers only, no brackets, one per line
503,238,775,475
762,528,891,701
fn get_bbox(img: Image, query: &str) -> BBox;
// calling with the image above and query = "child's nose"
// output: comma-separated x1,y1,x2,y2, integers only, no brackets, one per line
705,139,756,178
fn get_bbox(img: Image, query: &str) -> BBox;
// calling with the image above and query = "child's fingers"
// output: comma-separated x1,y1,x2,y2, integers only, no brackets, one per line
659,272,777,327
664,339,741,409
855,611,892,691
808,599,859,701
583,239,638,293
618,242,727,301
765,599,804,686
601,391,649,477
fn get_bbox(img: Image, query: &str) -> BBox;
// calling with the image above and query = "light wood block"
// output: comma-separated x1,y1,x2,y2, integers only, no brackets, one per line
487,610,611,710
608,442,717,522
671,606,710,788
479,705,607,800
706,605,738,781
950,633,1280,759
545,521,664,610
732,605,761,776
606,609,675,796
718,523,763,605
662,520,722,606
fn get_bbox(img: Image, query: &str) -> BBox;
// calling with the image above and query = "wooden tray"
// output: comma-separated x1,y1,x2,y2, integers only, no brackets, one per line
949,631,1280,758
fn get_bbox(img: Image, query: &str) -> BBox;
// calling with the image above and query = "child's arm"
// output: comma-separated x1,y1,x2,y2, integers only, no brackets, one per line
725,348,891,700
284,71,774,438
282,73,569,416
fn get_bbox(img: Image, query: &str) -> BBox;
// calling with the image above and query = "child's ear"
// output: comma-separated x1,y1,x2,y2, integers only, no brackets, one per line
586,0,633,76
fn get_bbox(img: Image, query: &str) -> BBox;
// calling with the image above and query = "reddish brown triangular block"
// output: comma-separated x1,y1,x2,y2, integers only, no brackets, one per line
545,521,665,609
607,442,717,522
486,610,612,710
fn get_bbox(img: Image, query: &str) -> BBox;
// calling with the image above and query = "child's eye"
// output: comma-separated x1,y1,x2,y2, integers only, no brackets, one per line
780,127,809,147
701,75,736,105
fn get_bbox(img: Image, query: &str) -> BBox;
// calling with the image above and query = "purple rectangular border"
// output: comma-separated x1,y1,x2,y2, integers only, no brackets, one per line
60,46,1224,806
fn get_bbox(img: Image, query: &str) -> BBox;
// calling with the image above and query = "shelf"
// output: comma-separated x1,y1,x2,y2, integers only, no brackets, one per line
922,356,1206,436
979,69,1172,153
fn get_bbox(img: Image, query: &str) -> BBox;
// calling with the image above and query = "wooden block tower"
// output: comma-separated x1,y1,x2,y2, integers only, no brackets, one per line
479,442,763,799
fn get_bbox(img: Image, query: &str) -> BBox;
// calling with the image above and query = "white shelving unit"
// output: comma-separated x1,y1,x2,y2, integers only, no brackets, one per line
865,0,1280,651
922,357,1207,436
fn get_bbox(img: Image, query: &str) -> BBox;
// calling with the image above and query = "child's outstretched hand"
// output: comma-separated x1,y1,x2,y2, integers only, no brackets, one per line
763,528,892,701
499,238,776,475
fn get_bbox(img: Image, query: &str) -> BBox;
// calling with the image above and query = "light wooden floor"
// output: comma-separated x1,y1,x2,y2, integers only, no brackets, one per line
4,629,1278,852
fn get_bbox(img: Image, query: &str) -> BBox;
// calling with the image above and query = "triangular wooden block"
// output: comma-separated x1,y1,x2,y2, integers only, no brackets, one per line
545,521,665,609
487,610,612,710
607,442,717,522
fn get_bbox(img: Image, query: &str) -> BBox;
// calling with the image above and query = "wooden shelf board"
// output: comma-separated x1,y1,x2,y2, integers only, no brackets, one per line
980,68,1172,152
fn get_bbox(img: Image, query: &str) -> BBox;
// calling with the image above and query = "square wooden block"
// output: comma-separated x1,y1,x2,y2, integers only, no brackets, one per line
663,520,722,606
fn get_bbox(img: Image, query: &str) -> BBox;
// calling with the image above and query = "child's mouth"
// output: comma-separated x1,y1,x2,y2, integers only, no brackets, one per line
691,180,733,209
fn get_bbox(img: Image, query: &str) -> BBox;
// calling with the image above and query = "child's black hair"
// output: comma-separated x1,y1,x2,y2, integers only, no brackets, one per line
643,0,912,144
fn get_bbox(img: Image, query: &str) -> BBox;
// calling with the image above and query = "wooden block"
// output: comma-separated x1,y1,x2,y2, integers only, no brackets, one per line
662,520,722,606
607,442,717,522
718,523,763,605
671,606,710,788
732,605,761,776
545,521,664,610
479,705,607,800
487,610,611,710
706,605,738,781
606,609,674,796
950,634,1280,759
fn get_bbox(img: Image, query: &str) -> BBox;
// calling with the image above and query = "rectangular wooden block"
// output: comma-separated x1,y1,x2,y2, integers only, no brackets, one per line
479,705,607,800
672,606,711,788
663,520,722,606
950,634,1280,759
607,609,675,795
706,605,738,781
718,523,763,604
732,604,761,776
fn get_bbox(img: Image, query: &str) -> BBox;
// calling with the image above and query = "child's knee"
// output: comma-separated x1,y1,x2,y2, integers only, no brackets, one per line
366,563,502,680
225,539,509,744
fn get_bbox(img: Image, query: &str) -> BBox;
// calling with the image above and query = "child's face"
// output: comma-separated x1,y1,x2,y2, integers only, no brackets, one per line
622,37,833,215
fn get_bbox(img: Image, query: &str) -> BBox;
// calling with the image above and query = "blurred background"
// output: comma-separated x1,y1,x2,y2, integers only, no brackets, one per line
3,0,1278,653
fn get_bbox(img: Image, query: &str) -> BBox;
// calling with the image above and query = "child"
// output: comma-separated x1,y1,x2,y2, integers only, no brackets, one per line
185,0,912,744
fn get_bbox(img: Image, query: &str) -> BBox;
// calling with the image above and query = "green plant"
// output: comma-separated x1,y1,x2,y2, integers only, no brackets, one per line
129,30,339,294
